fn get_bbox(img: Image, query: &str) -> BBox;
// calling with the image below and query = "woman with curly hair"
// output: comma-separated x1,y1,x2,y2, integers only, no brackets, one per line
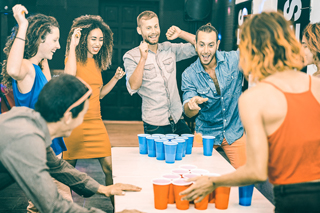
180,12,320,212
1,4,72,211
1,5,67,164
63,15,125,205
302,23,320,77
1,5,66,156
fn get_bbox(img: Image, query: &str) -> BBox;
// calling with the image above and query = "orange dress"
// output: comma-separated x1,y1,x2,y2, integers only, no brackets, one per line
63,58,111,160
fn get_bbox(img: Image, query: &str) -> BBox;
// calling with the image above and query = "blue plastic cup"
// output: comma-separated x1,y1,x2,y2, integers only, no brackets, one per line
155,139,168,160
147,136,159,157
152,134,165,138
239,185,254,206
162,136,175,141
164,141,178,164
181,134,194,155
176,136,188,157
202,136,215,156
165,134,179,138
172,139,185,161
138,134,150,154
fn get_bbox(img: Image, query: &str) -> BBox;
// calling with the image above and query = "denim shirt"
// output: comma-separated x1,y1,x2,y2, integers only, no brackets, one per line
181,50,244,145
124,42,196,126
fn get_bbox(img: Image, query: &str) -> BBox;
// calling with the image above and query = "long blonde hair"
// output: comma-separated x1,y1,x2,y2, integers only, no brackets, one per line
239,12,304,81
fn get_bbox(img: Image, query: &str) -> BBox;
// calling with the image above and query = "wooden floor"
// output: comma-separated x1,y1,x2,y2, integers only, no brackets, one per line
104,121,143,147
104,120,203,147
0,121,274,212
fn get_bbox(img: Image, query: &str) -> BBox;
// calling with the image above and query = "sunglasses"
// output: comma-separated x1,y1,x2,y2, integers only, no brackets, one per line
65,77,92,114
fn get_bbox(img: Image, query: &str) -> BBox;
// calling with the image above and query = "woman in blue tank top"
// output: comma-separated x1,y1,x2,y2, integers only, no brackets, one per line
1,5,66,155
0,4,73,210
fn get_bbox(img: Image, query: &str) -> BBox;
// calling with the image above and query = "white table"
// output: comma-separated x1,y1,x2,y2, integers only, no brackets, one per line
112,147,274,212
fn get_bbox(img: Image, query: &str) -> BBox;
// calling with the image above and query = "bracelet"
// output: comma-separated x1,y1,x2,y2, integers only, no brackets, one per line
16,37,25,41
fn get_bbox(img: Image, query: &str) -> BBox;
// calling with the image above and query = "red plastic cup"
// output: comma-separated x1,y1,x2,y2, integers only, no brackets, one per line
209,191,215,203
172,179,192,210
195,194,210,210
162,174,181,204
182,173,200,179
172,168,189,178
215,186,231,210
182,173,200,205
206,173,221,203
152,178,171,210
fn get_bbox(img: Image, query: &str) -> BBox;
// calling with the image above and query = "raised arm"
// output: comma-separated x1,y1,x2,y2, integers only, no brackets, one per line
64,28,81,76
127,42,148,90
166,26,195,46
100,67,125,99
6,5,33,81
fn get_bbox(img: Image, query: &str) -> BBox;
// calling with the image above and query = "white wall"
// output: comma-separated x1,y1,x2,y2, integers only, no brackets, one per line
310,0,320,23
252,0,277,13
236,0,319,75
250,0,319,20
236,0,319,21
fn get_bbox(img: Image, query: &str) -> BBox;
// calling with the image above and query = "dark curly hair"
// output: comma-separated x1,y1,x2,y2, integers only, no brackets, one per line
65,15,113,71
1,14,59,88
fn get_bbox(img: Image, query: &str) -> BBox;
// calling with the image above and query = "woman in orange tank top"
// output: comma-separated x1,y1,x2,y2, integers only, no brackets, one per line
180,12,320,212
63,15,125,206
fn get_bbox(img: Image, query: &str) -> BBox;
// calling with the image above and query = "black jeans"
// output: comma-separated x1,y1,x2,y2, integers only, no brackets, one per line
143,119,191,135
273,181,320,213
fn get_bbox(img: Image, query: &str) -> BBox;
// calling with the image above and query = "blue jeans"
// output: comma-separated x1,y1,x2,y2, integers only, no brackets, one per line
143,119,191,135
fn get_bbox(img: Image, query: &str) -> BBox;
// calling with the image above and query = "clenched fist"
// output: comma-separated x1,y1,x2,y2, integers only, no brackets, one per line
166,26,181,40
114,67,126,80
139,41,149,60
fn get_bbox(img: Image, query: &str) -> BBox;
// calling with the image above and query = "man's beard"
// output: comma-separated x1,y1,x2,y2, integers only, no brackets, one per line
198,51,216,65
197,48,218,65
144,36,159,45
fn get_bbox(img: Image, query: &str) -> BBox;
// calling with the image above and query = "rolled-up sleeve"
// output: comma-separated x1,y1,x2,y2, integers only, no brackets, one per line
123,52,139,95
46,148,100,197
1,135,104,213
181,71,198,108
171,43,197,62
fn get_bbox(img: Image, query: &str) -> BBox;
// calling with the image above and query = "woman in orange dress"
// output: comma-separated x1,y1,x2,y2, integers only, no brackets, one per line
63,15,125,205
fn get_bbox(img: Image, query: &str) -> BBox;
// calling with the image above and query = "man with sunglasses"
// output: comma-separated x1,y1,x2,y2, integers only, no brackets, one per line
0,74,142,213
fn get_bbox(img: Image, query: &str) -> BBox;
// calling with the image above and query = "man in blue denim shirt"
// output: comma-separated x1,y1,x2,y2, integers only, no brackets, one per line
182,24,246,169
123,11,197,134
